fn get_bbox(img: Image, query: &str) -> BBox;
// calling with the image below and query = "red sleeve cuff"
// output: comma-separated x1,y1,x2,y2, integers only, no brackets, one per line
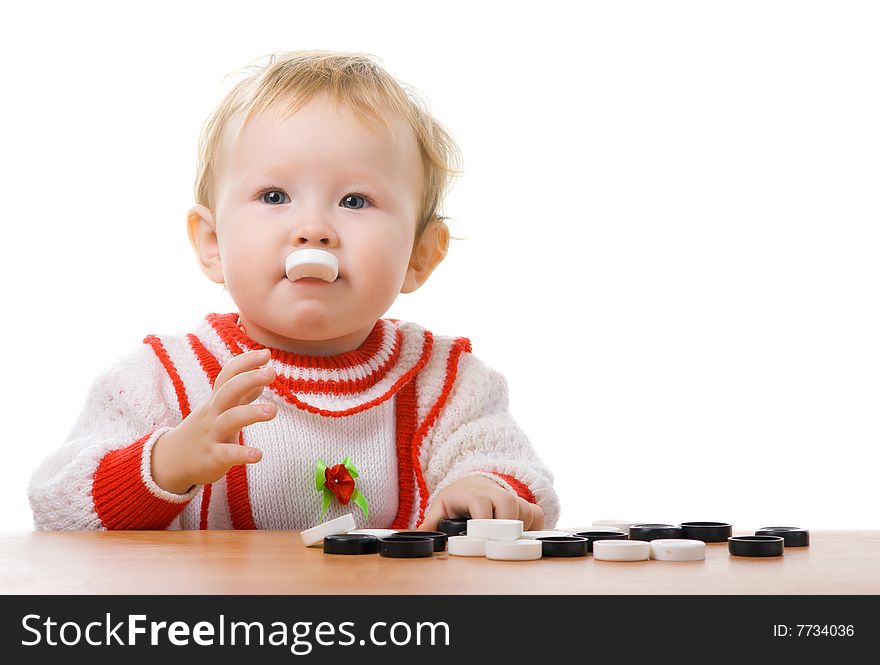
93,432,193,530
487,472,537,504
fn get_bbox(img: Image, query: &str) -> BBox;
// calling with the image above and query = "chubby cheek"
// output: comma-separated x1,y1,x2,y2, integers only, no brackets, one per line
218,227,280,292
348,230,412,303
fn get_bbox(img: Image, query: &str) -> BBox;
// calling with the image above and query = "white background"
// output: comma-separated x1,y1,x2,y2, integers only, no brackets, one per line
1,0,878,533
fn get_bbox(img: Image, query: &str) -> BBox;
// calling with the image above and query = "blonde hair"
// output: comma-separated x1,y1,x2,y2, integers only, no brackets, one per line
193,50,463,242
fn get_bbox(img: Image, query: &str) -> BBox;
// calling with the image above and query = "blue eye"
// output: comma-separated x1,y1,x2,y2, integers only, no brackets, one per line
261,189,288,205
341,193,372,209
255,187,373,208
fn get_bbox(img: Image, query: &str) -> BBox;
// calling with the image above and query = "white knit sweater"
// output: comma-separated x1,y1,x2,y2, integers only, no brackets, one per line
28,313,559,531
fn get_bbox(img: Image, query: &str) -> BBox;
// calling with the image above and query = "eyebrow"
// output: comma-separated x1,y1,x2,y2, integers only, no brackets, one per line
249,167,392,191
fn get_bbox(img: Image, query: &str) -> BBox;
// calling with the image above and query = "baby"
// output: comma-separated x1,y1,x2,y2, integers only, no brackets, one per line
28,50,560,532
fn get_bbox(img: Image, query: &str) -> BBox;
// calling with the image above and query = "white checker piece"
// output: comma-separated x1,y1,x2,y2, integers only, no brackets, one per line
592,539,650,561
566,526,622,534
485,539,543,561
348,529,397,539
299,514,356,547
467,519,523,541
649,539,706,561
285,249,339,282
448,536,487,557
521,530,571,539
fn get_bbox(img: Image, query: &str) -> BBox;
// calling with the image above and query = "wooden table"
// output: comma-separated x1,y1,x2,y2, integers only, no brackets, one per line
2,530,878,595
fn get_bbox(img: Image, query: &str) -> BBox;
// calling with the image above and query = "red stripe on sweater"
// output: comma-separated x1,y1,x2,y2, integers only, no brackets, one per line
488,473,537,504
412,337,473,527
271,327,403,396
198,483,212,530
188,333,222,385
266,331,434,417
209,313,389,372
94,433,189,529
145,335,211,527
226,432,257,530
144,335,190,417
188,333,219,528
188,335,256,529
391,379,418,528
188,334,256,530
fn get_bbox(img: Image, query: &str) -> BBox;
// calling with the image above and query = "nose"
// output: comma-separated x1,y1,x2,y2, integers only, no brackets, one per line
290,219,339,248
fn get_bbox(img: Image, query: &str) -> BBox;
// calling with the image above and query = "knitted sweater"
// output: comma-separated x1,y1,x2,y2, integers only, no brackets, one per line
28,313,559,531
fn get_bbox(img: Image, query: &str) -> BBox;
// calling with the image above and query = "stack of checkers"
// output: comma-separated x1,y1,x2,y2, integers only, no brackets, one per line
728,526,810,557
447,519,588,560
299,513,449,558
298,514,809,561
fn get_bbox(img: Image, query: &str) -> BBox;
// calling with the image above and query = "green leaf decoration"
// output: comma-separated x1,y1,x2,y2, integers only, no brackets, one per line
351,488,369,520
342,456,359,479
315,459,327,491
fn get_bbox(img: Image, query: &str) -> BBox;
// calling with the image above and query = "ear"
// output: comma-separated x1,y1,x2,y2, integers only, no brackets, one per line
401,217,449,294
186,204,225,284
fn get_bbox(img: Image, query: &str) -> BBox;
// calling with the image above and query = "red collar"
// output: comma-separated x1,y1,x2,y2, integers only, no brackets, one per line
206,313,403,396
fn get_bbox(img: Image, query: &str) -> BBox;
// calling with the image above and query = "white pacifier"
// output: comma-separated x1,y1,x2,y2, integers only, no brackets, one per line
285,249,339,282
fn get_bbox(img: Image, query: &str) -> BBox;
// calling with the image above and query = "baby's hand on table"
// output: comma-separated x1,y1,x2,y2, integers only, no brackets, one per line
151,348,277,494
420,475,544,531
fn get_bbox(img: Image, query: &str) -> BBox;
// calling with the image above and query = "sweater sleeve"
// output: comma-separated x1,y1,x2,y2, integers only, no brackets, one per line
28,342,199,530
417,351,561,528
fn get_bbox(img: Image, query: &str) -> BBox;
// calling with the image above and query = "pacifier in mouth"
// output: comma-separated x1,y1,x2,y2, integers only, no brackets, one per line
285,249,339,282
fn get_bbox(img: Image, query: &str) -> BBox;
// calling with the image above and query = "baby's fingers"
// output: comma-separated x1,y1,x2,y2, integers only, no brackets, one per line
240,383,267,404
211,442,263,470
488,490,520,521
520,501,545,531
213,365,275,414
466,496,494,521
214,349,271,391
420,504,444,532
213,402,276,442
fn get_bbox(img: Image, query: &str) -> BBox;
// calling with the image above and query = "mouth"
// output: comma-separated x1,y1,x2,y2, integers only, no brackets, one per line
287,275,338,285
285,249,339,283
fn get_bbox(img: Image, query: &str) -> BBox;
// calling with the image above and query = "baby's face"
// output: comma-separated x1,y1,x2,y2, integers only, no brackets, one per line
206,94,424,351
